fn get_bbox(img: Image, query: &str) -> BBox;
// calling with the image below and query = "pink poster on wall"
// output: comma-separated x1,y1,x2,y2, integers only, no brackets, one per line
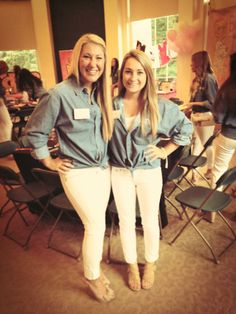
59,50,73,80
207,6,236,86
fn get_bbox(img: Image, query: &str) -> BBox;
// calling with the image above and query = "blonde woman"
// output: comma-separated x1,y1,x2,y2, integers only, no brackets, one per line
23,34,114,302
109,50,193,291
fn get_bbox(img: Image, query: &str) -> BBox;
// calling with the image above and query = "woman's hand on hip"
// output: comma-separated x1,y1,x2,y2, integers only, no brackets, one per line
40,156,74,173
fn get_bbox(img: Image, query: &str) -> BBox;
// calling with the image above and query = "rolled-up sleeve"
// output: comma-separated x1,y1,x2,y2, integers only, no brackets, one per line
158,98,193,146
23,91,60,159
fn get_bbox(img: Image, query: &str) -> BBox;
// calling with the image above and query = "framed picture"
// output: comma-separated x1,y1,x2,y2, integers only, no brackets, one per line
59,50,72,80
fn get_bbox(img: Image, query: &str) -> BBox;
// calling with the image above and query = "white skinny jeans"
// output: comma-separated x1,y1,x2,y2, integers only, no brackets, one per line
192,123,215,169
211,134,236,187
111,167,162,264
59,167,111,280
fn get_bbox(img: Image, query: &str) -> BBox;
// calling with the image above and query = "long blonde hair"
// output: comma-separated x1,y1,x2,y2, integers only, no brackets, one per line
68,33,113,141
118,49,160,137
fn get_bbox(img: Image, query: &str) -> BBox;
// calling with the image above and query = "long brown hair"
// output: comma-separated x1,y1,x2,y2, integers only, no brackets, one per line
68,33,113,141
118,49,160,137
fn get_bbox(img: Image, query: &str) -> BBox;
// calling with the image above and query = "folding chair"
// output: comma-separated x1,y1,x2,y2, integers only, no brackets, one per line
169,166,236,264
0,141,21,216
0,140,17,158
163,145,191,219
31,168,81,260
2,165,59,248
0,165,23,216
178,130,220,187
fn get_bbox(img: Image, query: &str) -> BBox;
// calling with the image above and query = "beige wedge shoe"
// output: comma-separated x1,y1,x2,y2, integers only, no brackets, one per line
83,276,115,303
127,263,141,291
141,262,156,290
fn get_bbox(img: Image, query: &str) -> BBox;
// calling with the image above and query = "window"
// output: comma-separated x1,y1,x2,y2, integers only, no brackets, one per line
0,50,39,72
131,15,178,91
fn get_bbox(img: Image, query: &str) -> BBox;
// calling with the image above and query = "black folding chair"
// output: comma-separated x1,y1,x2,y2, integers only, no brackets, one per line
169,166,236,264
164,145,191,219
2,164,59,248
178,130,220,187
0,165,23,216
31,168,81,260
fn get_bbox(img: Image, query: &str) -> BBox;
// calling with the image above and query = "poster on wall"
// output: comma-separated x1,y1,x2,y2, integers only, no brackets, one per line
59,50,72,80
207,6,236,86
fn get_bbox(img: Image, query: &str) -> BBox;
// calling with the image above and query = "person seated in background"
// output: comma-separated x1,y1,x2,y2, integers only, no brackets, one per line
0,97,13,143
0,60,9,99
13,65,21,93
18,68,46,101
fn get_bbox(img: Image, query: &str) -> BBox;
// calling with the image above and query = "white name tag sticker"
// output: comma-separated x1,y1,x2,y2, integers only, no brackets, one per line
113,109,121,119
74,108,90,120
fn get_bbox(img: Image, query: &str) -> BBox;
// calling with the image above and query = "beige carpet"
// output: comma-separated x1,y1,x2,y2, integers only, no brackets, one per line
0,156,236,314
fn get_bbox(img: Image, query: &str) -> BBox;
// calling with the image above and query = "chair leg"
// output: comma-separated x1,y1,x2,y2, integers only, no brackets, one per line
106,212,116,264
164,196,183,220
169,208,197,245
217,211,236,259
0,199,10,216
47,210,81,261
170,207,220,264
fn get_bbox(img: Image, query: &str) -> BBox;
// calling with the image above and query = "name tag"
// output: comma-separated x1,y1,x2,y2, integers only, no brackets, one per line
74,108,90,120
113,109,121,119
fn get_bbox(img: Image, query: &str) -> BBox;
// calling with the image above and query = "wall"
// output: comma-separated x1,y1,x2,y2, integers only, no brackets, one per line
130,0,178,21
0,0,35,50
48,0,105,82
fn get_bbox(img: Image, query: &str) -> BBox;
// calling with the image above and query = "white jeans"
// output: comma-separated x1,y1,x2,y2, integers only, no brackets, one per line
111,167,162,264
211,134,236,187
192,123,215,169
59,167,111,280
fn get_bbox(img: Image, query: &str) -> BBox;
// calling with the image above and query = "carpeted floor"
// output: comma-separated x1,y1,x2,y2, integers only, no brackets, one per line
0,156,236,314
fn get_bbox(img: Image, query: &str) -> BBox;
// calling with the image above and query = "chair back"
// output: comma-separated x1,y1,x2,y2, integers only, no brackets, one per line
203,129,220,150
216,166,236,189
167,144,191,179
13,149,43,183
0,165,22,185
0,141,17,157
31,168,63,193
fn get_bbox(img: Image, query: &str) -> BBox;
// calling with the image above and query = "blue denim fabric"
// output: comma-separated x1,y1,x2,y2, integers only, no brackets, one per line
108,96,193,170
23,77,108,168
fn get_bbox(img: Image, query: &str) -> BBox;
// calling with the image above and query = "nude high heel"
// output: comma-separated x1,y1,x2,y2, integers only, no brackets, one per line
127,263,141,291
141,262,156,290
83,276,115,303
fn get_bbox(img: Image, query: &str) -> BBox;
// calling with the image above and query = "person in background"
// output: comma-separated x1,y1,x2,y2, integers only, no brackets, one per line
18,68,46,101
185,51,218,182
0,97,13,143
0,60,13,142
13,65,21,93
0,60,9,99
111,57,119,85
209,52,236,221
108,49,193,291
22,33,114,302
110,57,119,97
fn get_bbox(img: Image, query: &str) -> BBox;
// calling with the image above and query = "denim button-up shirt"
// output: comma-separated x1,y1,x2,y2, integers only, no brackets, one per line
190,73,218,112
23,77,108,168
108,96,193,170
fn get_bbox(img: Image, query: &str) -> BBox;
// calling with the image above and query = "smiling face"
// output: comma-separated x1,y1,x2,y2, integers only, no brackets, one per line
122,57,147,97
79,42,105,90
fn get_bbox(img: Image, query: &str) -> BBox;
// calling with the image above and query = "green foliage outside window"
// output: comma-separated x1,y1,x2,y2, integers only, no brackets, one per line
151,15,178,83
0,50,39,72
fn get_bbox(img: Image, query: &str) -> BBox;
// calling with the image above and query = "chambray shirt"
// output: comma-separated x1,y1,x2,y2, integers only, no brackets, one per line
108,96,193,170
190,73,218,113
23,77,108,168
